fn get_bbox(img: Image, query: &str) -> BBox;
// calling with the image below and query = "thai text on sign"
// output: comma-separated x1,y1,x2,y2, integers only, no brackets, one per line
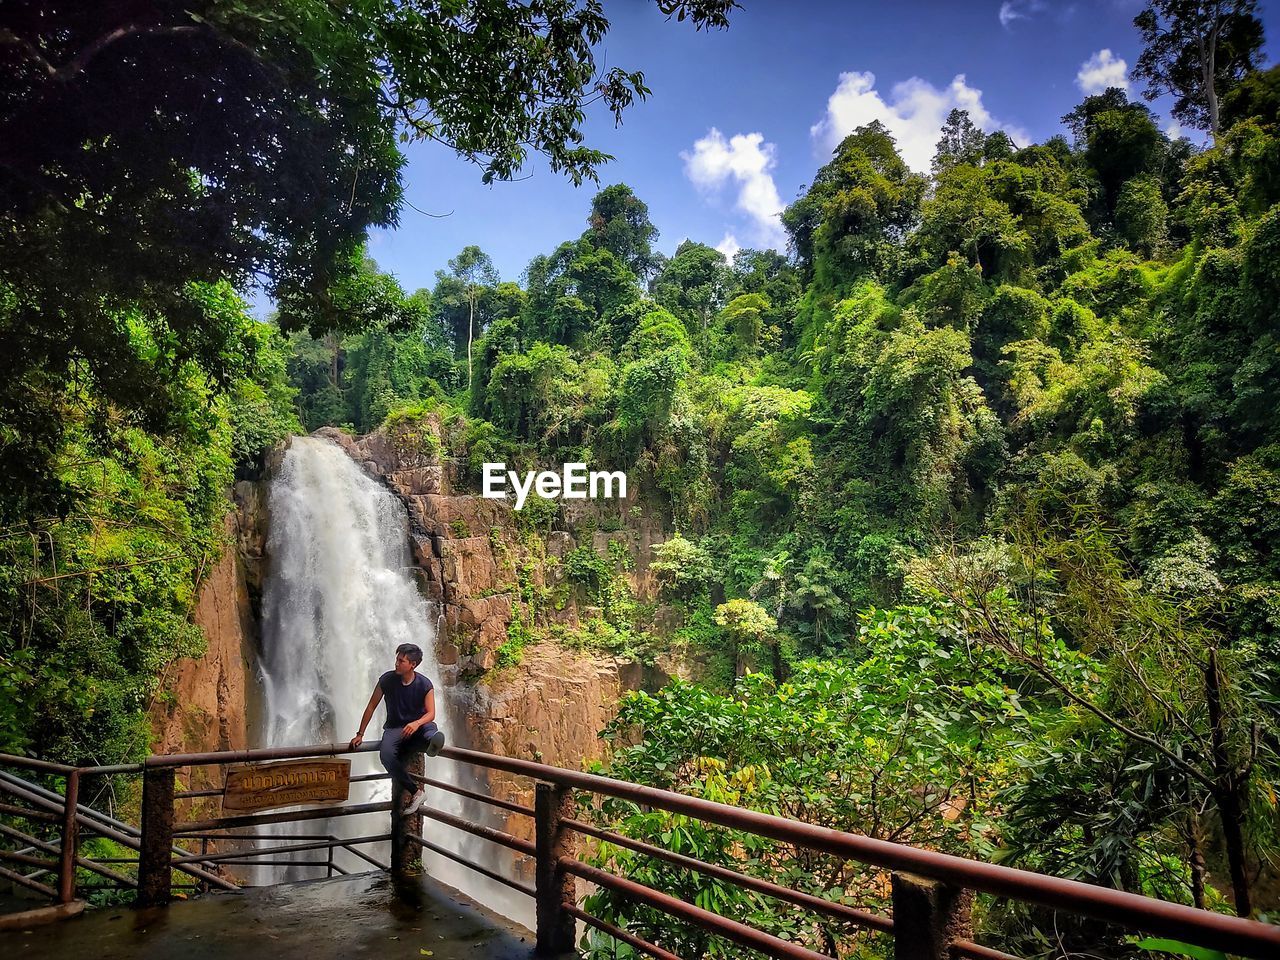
222,759,351,813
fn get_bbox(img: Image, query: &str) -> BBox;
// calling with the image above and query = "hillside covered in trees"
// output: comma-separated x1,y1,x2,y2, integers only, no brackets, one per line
3,1,1280,956
286,74,1280,960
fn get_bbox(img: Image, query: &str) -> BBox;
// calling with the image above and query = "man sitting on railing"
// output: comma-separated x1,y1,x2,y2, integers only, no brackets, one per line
349,643,445,815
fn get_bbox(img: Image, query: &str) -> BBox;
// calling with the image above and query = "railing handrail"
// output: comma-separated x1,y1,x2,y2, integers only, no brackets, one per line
6,743,1280,957
437,744,1280,957
0,754,75,774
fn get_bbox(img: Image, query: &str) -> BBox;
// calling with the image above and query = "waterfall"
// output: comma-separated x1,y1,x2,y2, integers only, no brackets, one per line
254,435,530,927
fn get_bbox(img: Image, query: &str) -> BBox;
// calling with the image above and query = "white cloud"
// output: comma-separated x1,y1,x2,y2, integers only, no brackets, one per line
715,233,741,261
682,129,787,250
1166,120,1184,139
809,71,1030,174
1076,49,1129,95
999,0,1048,29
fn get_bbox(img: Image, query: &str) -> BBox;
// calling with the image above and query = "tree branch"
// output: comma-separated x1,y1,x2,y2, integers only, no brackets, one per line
3,21,203,85
1013,643,1216,790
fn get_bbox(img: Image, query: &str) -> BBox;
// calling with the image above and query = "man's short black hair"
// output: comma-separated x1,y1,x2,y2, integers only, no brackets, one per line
396,643,423,666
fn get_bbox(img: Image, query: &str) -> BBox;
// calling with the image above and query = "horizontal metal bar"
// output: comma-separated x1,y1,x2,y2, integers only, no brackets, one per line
565,816,893,934
145,742,381,769
416,803,536,857
172,834,391,866
77,763,143,776
564,902,686,960
179,832,340,840
176,801,392,834
0,850,57,869
441,747,1280,959
0,799,60,822
176,830,389,869
952,940,1024,960
0,753,74,774
0,863,57,898
204,860,331,868
410,773,534,818
563,857,833,960
174,788,225,800
406,834,534,898
340,842,389,872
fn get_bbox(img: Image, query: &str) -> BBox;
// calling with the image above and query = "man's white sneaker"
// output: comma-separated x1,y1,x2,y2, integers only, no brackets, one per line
404,787,427,815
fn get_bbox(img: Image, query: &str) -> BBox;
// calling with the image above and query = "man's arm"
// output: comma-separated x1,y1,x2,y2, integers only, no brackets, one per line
403,688,436,736
349,684,384,749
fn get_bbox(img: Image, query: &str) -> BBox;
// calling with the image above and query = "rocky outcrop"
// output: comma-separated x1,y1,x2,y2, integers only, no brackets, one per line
150,481,266,804
469,641,622,843
313,420,672,682
315,417,680,837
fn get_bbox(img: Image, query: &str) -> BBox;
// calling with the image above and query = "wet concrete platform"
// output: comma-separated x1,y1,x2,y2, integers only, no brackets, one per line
3,872,541,960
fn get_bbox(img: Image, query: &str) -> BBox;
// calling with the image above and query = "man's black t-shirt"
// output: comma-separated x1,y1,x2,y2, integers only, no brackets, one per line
378,670,433,729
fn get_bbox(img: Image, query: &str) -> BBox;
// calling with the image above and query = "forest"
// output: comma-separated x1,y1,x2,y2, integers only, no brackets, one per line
2,1,1279,957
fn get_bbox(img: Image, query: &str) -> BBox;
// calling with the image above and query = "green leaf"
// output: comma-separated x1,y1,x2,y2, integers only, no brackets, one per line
1135,937,1228,960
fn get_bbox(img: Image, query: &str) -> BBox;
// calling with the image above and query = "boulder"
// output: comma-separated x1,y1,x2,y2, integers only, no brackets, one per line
388,465,446,497
439,536,500,598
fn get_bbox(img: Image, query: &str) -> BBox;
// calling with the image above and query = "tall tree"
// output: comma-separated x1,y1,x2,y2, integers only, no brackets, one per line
1062,89,1168,220
650,241,731,337
1132,0,1265,139
584,184,660,278
933,108,987,174
782,122,925,286
444,247,499,391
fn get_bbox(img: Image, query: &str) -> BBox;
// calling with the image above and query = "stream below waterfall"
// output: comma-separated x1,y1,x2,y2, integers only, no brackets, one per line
251,435,532,928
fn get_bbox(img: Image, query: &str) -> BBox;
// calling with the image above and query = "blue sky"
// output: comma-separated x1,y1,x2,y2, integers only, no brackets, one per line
359,0,1279,295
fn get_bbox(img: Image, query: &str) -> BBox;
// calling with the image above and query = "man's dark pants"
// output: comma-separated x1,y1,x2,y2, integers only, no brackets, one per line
379,723,439,795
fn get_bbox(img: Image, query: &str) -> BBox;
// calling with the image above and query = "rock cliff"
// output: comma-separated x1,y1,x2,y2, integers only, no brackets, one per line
149,480,266,801
312,417,675,832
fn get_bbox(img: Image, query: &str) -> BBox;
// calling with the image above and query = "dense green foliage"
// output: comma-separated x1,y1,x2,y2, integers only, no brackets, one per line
0,289,299,761
0,0,734,762
0,0,735,521
5,0,1279,952
288,64,1280,953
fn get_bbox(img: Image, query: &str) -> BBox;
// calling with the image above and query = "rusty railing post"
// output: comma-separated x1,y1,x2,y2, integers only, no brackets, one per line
57,768,80,903
891,872,972,960
136,767,176,907
534,781,576,957
199,838,210,894
391,752,425,882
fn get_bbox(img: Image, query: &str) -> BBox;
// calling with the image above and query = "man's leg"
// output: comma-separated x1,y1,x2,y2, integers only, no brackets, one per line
398,724,441,815
397,724,438,766
414,722,445,756
379,727,417,796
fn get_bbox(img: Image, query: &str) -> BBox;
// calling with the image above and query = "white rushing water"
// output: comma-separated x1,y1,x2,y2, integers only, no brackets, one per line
255,435,529,926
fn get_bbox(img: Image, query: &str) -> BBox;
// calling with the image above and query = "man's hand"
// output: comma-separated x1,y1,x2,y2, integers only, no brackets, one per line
403,721,418,737
349,732,364,749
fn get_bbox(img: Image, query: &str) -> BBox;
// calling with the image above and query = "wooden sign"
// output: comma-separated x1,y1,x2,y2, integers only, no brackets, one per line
221,758,351,814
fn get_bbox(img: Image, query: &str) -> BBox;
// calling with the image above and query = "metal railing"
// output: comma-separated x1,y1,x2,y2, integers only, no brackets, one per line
3,744,1279,960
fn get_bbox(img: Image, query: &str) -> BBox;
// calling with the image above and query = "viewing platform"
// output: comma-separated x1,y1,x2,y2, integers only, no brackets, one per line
4,743,1280,960
7,871,536,960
